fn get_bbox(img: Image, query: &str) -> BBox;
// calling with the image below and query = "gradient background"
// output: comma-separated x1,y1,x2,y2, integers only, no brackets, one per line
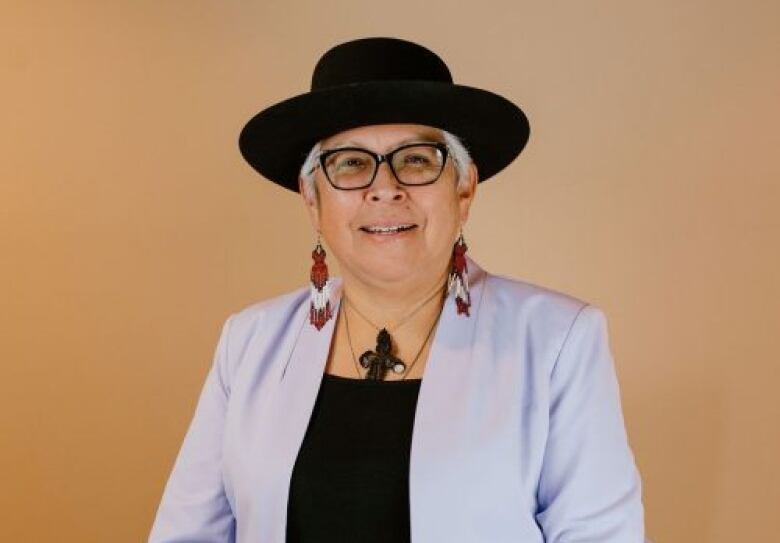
2,1,778,541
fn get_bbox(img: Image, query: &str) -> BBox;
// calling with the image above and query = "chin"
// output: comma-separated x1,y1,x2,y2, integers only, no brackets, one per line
358,256,423,284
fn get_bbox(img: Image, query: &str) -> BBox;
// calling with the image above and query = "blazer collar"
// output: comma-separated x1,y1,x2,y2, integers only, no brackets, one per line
271,254,487,500
281,254,486,384
261,256,488,539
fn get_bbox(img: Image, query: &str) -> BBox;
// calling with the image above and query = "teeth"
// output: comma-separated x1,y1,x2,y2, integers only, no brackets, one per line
364,224,414,233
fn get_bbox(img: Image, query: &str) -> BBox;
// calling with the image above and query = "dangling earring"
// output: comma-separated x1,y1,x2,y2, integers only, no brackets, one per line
309,237,333,330
448,230,471,316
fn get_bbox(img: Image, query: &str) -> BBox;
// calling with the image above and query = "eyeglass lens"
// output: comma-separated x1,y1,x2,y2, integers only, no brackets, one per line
323,144,445,189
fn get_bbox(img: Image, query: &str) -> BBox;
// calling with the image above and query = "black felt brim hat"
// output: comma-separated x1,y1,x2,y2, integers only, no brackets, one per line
238,38,530,193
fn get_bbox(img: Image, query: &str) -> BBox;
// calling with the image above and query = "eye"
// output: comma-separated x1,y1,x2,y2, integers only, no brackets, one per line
326,151,371,173
335,157,368,173
394,146,442,170
404,153,432,166
342,157,366,167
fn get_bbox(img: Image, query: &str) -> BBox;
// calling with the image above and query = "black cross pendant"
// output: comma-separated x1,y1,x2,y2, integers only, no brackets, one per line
358,328,407,380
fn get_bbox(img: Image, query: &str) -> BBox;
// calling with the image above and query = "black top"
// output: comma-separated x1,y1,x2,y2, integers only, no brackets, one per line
286,372,423,543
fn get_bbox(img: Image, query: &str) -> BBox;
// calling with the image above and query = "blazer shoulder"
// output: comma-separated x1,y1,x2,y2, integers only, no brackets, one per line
483,270,592,320
481,271,605,377
230,285,309,329
216,285,310,368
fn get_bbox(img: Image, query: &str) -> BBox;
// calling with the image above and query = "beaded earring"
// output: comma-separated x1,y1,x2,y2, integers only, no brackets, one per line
309,237,332,330
448,231,471,316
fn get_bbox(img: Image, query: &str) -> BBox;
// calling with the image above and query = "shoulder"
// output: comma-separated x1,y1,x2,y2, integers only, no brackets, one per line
477,266,608,363
481,268,591,323
230,284,310,329
477,266,612,384
216,284,311,365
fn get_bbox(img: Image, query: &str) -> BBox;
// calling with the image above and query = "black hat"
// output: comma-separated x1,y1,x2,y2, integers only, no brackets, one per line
238,37,530,193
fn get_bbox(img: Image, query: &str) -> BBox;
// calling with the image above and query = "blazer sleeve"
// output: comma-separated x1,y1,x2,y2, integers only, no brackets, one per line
148,315,236,543
535,304,645,542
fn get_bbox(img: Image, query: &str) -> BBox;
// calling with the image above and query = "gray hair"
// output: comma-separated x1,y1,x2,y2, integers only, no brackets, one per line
299,130,473,200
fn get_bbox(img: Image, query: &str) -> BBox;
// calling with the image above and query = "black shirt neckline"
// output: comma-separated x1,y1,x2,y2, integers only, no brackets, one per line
322,372,423,385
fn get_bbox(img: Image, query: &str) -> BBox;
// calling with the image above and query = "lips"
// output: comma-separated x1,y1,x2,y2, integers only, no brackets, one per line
359,223,417,234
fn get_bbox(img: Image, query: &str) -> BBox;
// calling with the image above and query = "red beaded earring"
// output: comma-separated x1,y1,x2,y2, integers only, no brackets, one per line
448,231,471,316
309,237,333,330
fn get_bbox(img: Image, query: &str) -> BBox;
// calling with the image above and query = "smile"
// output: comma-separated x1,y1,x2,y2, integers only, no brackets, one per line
359,224,417,235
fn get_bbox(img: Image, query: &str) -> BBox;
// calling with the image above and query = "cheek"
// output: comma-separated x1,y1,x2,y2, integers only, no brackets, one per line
317,195,358,241
423,197,461,244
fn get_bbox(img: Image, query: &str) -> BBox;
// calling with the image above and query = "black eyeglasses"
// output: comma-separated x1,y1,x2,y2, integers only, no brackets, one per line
309,142,450,190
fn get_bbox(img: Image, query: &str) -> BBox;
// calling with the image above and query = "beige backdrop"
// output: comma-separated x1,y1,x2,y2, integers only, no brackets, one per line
2,1,778,541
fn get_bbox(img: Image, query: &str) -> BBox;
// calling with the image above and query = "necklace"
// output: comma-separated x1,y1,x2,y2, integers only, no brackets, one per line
346,284,444,332
341,286,445,380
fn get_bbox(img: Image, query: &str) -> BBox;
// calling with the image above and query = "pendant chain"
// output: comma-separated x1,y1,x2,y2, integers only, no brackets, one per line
341,286,445,380
341,303,364,378
342,297,443,380
344,284,444,334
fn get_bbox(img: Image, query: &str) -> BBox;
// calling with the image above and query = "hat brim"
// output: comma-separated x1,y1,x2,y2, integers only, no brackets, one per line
238,80,530,192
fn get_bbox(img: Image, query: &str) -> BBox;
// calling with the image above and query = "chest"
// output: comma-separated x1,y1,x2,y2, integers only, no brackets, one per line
325,320,433,381
221,349,549,542
286,375,421,541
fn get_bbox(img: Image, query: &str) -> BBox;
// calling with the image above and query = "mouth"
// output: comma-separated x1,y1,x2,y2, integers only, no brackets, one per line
359,223,418,235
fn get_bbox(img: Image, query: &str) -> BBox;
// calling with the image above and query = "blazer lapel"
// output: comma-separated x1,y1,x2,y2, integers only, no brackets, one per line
409,256,487,541
261,278,343,541
263,258,486,542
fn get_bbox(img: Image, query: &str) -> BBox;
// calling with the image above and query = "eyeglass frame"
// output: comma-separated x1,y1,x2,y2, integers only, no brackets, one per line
307,141,451,191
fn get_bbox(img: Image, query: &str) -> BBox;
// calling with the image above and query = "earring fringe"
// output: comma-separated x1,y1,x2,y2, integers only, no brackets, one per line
448,233,471,316
309,240,332,330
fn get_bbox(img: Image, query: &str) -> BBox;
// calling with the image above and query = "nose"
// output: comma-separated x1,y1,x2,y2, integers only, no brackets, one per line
366,161,406,203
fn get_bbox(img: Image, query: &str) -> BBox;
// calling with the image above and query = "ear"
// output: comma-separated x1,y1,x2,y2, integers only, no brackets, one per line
457,162,479,224
299,176,321,232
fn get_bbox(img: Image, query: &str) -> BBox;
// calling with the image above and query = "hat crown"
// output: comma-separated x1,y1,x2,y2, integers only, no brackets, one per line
311,37,453,90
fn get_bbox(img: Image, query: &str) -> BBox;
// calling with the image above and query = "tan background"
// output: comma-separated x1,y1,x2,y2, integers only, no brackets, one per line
2,1,778,541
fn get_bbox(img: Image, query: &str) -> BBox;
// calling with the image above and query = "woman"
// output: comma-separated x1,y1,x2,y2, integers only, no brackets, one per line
149,37,645,542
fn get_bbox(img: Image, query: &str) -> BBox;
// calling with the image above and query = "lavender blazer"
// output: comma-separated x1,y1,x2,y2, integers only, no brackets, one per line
149,257,645,542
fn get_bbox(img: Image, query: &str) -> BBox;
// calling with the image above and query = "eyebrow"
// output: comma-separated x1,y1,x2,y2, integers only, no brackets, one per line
325,136,444,152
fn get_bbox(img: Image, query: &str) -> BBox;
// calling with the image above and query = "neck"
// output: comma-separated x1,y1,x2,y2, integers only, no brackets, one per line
339,263,450,327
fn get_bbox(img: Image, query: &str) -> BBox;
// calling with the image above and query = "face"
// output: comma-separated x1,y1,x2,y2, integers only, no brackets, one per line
300,124,478,290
